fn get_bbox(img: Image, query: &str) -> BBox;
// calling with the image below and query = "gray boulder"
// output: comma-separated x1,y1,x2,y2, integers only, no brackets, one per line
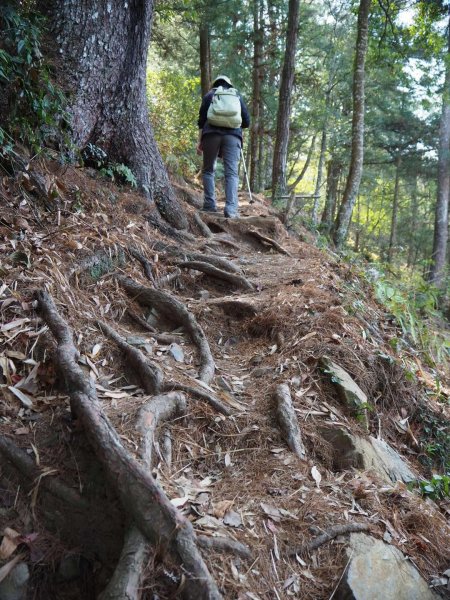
320,427,416,484
335,533,438,600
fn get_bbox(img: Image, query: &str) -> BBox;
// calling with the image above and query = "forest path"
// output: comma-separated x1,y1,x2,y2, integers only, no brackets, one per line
0,169,448,599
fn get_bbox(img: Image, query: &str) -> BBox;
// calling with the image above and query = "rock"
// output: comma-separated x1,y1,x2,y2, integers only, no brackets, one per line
320,357,368,428
320,426,416,484
0,562,29,600
168,343,184,362
252,367,273,378
335,533,439,600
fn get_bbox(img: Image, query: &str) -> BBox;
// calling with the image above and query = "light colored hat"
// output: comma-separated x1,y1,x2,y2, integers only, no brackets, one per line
212,74,232,87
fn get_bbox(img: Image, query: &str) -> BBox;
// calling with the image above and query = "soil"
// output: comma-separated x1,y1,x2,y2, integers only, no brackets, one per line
0,159,449,599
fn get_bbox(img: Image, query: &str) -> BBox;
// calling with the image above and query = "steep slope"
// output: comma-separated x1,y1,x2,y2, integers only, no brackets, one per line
0,158,449,599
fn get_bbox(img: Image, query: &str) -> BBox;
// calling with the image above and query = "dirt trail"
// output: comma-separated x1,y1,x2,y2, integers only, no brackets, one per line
0,166,449,599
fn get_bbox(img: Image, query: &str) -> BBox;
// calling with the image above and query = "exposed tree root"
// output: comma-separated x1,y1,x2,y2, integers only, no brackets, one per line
97,320,163,394
205,298,259,318
118,276,215,384
154,241,242,274
198,236,241,252
177,261,254,291
273,384,306,460
128,247,156,284
193,212,214,238
288,522,371,556
35,290,222,600
100,392,187,600
162,383,231,416
248,228,291,256
137,391,187,465
0,435,89,511
197,536,252,560
126,309,183,345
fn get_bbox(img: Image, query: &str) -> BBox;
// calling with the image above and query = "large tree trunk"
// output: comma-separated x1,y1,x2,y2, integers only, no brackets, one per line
249,0,263,191
36,0,188,230
271,0,300,201
428,15,450,286
332,0,371,247
387,155,401,264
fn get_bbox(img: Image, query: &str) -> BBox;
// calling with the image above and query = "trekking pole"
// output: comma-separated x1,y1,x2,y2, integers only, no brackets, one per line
240,148,254,204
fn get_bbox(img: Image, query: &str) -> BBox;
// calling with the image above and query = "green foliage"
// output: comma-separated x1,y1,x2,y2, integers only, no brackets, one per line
147,63,200,177
417,410,450,472
417,473,450,501
372,269,450,367
100,163,137,188
0,4,68,157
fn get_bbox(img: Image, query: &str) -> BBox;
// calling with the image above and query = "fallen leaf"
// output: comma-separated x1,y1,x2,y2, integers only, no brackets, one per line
310,466,322,488
170,496,189,508
14,428,29,436
8,386,33,408
260,502,281,522
223,510,242,528
0,555,23,583
91,343,102,358
0,528,21,560
212,500,234,519
224,452,231,467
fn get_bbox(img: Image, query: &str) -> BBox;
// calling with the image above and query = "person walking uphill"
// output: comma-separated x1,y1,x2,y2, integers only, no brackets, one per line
197,75,250,218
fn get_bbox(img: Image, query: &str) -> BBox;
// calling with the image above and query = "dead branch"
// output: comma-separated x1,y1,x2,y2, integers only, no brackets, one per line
0,435,89,511
35,290,222,600
177,261,254,291
118,276,215,385
128,247,156,284
126,310,183,345
193,212,213,238
97,320,163,394
162,383,231,416
197,536,252,560
273,384,306,460
288,522,371,556
100,391,186,600
248,229,291,256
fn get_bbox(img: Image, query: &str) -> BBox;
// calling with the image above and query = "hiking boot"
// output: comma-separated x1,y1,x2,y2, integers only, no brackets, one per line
201,207,219,213
224,211,239,219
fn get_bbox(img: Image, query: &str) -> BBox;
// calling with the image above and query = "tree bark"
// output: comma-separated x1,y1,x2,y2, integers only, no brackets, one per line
428,12,450,286
320,158,341,233
271,0,300,201
332,0,371,246
387,155,401,264
249,0,263,191
287,134,316,193
312,113,329,225
199,19,212,97
407,175,418,269
36,0,188,230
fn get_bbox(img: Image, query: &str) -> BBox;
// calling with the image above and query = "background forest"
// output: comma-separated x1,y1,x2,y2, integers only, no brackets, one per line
149,0,450,293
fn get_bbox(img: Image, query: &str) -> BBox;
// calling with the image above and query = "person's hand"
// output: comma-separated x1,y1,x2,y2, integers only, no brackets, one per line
196,143,203,155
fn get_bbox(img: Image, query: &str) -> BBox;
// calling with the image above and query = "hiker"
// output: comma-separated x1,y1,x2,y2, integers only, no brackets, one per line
197,75,250,218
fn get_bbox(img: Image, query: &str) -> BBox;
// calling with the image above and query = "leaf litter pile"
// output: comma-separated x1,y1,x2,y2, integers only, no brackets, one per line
0,157,449,599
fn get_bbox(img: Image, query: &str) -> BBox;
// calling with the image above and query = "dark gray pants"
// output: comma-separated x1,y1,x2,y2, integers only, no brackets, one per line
202,134,241,217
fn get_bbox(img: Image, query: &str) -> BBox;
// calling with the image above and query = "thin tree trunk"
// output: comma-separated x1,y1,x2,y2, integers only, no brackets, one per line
407,175,418,269
428,12,450,286
250,0,263,191
36,0,187,230
354,194,361,252
321,159,341,233
387,155,401,264
199,20,212,97
287,134,316,192
272,0,300,201
332,0,371,246
312,127,327,224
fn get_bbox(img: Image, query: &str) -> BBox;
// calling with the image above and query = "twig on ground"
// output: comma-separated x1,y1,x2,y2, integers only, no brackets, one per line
288,523,371,556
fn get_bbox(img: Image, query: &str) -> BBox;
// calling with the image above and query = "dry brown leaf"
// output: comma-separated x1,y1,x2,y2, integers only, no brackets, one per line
0,554,23,583
0,528,21,560
212,500,234,519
